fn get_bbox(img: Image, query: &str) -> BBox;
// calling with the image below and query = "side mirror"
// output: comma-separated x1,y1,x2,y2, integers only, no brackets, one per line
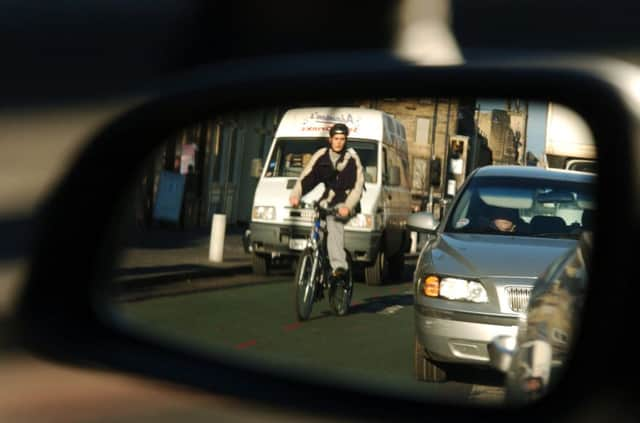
488,335,517,373
407,211,439,233
388,166,401,186
250,158,263,178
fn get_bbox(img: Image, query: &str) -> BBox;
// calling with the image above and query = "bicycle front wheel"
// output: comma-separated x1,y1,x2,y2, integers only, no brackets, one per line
329,256,354,317
294,248,317,321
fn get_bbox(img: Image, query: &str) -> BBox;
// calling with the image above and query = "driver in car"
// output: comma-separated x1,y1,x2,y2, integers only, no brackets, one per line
480,207,529,234
491,217,516,232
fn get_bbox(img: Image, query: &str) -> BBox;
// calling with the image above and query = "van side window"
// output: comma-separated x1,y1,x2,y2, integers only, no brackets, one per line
382,147,389,184
399,123,407,140
401,157,410,188
385,146,400,185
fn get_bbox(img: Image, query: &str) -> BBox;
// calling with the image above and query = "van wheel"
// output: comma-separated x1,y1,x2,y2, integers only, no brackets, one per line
252,253,271,276
364,250,386,286
415,336,447,383
289,257,298,275
388,253,405,281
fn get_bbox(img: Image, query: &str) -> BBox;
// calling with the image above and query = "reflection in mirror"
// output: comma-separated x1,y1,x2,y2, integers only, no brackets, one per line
106,97,597,407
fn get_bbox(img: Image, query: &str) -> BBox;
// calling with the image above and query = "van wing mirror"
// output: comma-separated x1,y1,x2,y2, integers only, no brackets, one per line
388,166,401,186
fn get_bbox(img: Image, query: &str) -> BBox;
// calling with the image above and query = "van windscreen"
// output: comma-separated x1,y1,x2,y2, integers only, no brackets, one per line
266,138,378,182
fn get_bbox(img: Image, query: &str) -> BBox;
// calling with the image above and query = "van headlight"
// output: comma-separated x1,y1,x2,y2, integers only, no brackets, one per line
347,214,375,229
421,275,488,303
252,206,276,221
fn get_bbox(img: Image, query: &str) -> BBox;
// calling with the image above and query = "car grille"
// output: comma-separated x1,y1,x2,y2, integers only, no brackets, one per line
505,286,533,313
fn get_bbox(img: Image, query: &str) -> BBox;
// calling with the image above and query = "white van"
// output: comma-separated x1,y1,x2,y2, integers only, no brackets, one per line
249,107,412,285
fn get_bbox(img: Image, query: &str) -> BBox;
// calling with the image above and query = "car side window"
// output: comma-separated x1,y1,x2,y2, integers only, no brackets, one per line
448,189,472,229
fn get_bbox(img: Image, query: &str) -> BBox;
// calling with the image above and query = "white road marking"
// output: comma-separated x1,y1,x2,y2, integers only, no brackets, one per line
377,305,404,315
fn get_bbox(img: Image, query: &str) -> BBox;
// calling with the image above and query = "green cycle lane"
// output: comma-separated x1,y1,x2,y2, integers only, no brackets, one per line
116,277,478,404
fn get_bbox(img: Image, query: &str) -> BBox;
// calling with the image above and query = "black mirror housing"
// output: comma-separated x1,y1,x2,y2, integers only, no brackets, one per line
14,52,640,421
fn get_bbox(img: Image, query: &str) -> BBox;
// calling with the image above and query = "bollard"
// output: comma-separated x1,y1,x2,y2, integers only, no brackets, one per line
410,231,417,253
209,214,226,262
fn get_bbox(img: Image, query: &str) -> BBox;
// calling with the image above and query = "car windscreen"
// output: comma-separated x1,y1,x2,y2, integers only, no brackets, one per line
265,138,378,182
568,161,597,173
445,176,595,238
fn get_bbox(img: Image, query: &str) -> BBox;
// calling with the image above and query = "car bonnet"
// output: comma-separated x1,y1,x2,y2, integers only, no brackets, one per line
422,233,577,279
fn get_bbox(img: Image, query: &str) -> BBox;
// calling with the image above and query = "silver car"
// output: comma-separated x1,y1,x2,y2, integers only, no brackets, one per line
408,166,595,382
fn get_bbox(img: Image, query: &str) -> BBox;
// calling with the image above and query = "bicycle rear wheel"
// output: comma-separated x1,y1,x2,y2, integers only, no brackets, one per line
328,256,353,317
294,248,317,321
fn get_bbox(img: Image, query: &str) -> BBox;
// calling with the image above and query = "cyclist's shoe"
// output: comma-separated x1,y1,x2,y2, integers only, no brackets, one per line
332,267,347,278
330,267,347,285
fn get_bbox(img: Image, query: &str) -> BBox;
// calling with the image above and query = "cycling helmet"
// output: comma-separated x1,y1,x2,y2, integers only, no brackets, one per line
329,123,349,137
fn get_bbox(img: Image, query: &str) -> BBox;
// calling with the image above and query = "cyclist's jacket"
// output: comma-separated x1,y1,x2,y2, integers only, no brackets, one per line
290,147,365,214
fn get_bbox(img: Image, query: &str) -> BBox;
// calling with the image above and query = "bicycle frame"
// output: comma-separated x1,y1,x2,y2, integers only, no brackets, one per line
295,201,353,320
307,208,329,294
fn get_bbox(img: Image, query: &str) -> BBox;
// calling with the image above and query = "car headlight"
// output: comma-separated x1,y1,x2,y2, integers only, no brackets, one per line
421,275,488,303
252,206,276,221
347,214,374,229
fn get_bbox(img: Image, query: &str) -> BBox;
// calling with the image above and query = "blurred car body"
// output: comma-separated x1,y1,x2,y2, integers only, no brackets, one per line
491,231,591,403
411,165,595,382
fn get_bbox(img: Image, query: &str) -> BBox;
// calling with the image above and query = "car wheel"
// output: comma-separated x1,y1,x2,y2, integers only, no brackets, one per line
414,336,447,383
252,252,271,276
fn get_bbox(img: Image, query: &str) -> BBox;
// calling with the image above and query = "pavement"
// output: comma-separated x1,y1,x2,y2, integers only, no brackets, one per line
114,225,257,294
113,224,423,299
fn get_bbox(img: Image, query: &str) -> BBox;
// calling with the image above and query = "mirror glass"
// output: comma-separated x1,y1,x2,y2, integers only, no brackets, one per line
106,97,596,406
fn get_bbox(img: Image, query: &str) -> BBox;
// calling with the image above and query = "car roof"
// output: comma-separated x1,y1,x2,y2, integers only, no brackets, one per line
473,165,596,183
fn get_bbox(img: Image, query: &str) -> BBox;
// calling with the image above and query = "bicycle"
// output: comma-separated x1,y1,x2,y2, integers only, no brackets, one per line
293,201,354,321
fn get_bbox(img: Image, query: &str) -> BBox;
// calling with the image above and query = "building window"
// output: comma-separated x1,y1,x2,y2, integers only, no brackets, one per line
211,124,223,183
416,117,431,145
412,157,428,191
227,128,238,183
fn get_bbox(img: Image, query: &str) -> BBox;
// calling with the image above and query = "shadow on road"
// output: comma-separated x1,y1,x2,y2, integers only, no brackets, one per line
303,293,413,321
112,264,254,294
113,263,246,278
439,363,506,387
353,259,417,286
349,294,413,314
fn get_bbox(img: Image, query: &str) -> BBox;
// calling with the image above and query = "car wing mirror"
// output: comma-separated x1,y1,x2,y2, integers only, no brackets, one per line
488,335,517,373
407,211,438,233
13,53,637,416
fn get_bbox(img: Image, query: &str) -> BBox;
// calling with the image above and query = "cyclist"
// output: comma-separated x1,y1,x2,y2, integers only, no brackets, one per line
289,123,365,284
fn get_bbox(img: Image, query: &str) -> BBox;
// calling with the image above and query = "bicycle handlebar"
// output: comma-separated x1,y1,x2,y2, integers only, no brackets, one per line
289,201,337,217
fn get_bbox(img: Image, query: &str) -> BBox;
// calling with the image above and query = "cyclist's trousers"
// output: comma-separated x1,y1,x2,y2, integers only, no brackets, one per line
327,215,348,271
